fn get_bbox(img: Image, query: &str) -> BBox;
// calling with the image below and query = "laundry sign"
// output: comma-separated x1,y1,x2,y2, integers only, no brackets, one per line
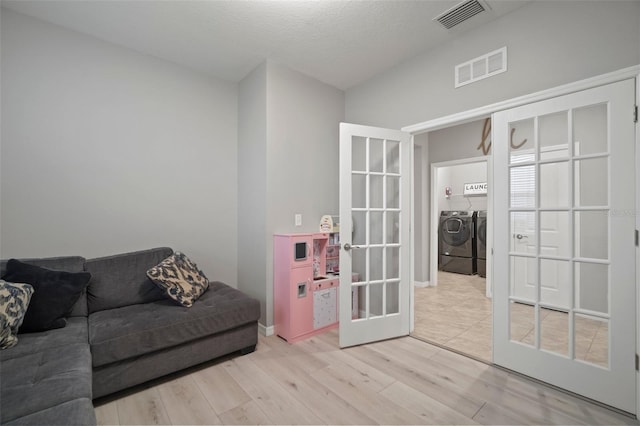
463,182,488,195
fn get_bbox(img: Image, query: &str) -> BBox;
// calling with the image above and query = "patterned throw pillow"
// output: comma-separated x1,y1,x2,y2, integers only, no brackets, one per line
0,280,34,349
146,252,209,307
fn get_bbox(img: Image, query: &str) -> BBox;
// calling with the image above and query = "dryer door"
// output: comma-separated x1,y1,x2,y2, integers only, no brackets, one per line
439,217,472,257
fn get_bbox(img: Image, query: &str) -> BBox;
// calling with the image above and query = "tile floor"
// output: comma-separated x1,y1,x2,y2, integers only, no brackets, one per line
413,271,493,361
413,271,609,367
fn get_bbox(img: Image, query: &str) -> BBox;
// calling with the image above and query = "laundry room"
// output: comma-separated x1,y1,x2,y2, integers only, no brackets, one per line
437,163,487,275
413,118,493,362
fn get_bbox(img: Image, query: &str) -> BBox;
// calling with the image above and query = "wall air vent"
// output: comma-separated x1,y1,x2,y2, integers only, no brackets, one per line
434,0,488,29
455,46,507,88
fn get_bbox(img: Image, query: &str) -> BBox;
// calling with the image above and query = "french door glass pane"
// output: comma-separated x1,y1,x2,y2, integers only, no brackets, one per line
370,175,384,208
386,211,400,243
370,247,383,281
370,283,383,317
386,140,400,174
575,262,608,314
574,157,608,207
540,161,569,209
386,281,399,314
352,284,365,320
510,301,535,346
539,259,570,308
386,247,399,279
386,176,400,208
510,211,536,253
577,315,609,368
352,211,366,245
510,165,536,208
539,111,569,160
510,118,535,164
573,103,607,156
510,255,536,300
575,211,608,260
540,211,570,257
352,136,366,172
540,307,569,357
352,248,366,282
370,138,384,173
370,211,383,244
352,175,366,208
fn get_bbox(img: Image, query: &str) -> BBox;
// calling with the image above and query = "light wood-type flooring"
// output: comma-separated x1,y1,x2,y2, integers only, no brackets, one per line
94,329,636,425
413,271,610,367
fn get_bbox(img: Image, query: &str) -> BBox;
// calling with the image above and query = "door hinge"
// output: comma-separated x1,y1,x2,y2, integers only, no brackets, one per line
636,230,639,247
635,105,638,123
636,353,639,371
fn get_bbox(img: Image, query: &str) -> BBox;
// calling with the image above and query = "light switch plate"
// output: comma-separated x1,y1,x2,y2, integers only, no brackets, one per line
295,214,302,227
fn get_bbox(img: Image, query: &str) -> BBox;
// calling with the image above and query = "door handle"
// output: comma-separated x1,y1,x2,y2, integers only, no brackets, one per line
343,243,361,251
515,233,528,240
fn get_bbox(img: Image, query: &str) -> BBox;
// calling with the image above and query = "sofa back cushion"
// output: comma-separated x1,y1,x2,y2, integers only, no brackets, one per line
0,256,88,317
85,247,173,313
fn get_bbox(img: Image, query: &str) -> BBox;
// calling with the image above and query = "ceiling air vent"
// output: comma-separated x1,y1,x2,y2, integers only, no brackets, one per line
455,46,507,88
434,0,488,29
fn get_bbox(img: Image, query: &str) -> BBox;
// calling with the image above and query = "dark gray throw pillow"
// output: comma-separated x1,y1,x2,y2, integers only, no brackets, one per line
1,259,91,333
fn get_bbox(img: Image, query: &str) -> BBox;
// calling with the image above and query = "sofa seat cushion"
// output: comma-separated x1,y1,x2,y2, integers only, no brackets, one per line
0,343,92,424
4,397,96,426
0,317,88,362
89,281,260,367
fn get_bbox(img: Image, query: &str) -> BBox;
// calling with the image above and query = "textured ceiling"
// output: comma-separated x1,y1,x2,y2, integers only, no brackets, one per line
2,0,530,90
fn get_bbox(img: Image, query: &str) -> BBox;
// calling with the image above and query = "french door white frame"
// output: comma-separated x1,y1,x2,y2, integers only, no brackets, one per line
402,64,640,414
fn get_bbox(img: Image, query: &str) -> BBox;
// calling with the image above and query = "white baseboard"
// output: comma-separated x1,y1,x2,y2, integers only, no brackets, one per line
259,323,274,336
414,281,432,288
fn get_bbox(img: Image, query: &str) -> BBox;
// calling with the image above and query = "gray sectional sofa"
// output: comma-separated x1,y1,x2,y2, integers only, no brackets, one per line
0,247,260,425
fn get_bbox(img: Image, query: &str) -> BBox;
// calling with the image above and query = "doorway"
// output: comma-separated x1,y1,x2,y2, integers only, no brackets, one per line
413,155,492,362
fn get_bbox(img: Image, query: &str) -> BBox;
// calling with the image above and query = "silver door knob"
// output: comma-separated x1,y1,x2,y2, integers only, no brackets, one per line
344,243,352,251
516,233,528,240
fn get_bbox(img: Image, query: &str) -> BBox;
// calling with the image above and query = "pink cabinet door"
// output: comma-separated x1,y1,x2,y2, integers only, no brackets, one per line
289,267,313,338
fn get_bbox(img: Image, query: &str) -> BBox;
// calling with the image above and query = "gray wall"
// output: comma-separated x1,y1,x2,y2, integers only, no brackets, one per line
238,63,268,322
238,60,344,328
1,9,239,283
436,162,487,213
428,119,488,164
345,0,640,129
265,61,344,328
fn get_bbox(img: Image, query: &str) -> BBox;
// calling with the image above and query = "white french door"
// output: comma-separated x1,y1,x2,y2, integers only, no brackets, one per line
339,123,412,348
493,79,636,413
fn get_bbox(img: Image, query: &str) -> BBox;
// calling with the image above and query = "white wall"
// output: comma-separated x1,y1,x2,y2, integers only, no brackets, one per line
0,9,239,283
345,0,640,129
